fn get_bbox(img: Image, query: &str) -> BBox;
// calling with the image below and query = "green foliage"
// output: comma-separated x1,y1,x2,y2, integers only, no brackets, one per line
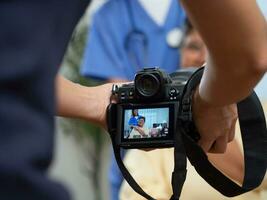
59,16,105,147
58,15,109,200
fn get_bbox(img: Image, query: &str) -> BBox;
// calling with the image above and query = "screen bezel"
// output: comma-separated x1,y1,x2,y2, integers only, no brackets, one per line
118,102,176,148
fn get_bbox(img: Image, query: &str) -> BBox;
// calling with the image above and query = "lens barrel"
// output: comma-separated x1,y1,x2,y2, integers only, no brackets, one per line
135,73,160,98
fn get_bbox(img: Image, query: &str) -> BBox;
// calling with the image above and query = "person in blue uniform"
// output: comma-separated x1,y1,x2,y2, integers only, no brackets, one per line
1,1,267,200
128,109,141,127
80,1,186,199
81,0,186,80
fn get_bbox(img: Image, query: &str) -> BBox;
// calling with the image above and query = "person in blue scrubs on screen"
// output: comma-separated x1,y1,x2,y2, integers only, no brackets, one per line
80,0,186,199
128,109,140,125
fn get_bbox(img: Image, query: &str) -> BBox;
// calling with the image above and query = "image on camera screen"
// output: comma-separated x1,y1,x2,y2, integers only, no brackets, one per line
123,108,169,140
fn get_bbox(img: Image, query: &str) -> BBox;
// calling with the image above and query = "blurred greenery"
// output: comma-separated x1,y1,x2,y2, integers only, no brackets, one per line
59,15,107,200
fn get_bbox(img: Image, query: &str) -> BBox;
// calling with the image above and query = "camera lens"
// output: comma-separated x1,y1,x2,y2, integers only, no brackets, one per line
136,74,160,98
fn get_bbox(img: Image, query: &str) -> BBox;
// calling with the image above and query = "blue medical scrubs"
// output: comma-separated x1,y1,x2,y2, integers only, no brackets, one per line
80,1,185,200
81,0,186,80
128,115,141,126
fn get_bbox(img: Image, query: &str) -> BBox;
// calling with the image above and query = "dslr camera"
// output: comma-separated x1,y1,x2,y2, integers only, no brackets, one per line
107,67,197,148
107,67,267,200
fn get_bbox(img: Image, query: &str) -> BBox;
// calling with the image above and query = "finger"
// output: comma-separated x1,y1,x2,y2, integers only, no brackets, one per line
209,135,228,153
198,137,214,152
228,118,237,142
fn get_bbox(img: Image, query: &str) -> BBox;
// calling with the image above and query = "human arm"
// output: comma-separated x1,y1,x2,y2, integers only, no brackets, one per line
133,126,147,137
119,148,244,200
208,139,244,184
181,0,267,105
56,75,112,128
180,0,267,152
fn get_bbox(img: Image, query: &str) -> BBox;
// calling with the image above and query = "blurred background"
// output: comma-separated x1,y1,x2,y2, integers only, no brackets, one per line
47,0,267,200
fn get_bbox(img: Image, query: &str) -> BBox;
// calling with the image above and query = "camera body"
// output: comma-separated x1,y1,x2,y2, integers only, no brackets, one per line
108,67,195,148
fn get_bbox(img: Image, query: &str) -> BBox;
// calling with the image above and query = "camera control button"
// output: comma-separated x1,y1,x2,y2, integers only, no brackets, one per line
112,84,119,95
120,92,126,100
129,91,134,96
169,88,179,97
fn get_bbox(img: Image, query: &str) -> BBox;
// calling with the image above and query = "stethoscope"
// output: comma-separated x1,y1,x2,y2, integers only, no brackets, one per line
124,0,184,69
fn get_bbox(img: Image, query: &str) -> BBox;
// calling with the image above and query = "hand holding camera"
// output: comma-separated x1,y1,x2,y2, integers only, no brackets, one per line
108,67,182,148
106,67,267,200
107,67,238,152
192,87,238,153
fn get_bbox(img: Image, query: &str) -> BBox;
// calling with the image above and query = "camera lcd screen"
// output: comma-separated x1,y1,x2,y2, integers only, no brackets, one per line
123,107,170,140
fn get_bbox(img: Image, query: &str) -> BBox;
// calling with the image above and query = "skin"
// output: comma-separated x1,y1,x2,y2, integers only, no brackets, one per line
57,0,267,155
180,0,267,153
180,30,207,68
138,118,145,127
208,139,244,183
56,75,113,129
133,109,138,117
133,118,146,136
134,118,146,136
181,29,244,183
56,73,244,182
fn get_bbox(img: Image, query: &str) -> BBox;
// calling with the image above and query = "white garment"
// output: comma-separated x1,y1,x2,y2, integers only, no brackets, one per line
138,0,172,26
128,127,150,139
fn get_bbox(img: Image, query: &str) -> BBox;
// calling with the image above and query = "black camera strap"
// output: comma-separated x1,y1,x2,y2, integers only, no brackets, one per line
108,118,187,200
170,120,187,200
107,104,156,200
180,67,267,197
112,142,156,200
107,106,187,200
107,67,267,200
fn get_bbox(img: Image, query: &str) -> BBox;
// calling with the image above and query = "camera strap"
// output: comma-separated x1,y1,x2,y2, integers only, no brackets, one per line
107,106,187,200
180,67,267,197
107,104,156,200
169,120,187,200
107,67,267,200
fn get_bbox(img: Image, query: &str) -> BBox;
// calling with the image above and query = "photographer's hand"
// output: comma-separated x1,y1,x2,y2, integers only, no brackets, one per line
192,87,238,153
56,75,113,129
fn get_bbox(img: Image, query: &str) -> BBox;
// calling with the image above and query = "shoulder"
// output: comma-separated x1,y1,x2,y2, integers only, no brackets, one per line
92,0,128,32
128,117,135,122
94,0,125,20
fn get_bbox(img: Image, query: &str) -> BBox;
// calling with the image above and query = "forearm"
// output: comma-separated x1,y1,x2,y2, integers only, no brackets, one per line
181,0,267,105
137,128,146,136
208,140,244,183
56,75,111,127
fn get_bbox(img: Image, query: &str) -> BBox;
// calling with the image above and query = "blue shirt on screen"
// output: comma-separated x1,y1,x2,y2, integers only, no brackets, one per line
128,115,141,126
